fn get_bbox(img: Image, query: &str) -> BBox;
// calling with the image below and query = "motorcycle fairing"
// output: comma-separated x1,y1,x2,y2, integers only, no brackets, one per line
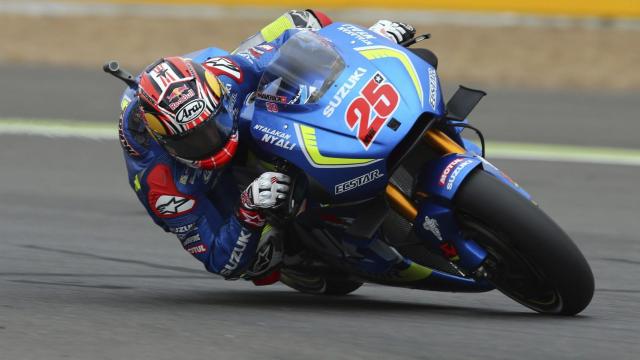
292,220,493,293
250,24,445,202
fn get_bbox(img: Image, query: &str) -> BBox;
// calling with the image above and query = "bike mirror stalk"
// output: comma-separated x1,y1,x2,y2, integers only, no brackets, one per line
103,60,138,87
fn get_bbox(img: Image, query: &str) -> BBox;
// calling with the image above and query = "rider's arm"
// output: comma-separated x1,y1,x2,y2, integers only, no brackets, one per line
118,105,265,278
138,163,266,279
233,9,332,54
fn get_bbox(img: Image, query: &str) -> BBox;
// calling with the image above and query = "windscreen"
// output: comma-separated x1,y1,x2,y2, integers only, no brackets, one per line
256,31,345,105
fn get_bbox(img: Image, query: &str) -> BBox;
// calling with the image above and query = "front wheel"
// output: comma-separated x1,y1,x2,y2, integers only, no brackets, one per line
453,170,594,315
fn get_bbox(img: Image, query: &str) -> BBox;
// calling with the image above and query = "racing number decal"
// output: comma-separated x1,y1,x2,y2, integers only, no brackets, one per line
345,72,399,150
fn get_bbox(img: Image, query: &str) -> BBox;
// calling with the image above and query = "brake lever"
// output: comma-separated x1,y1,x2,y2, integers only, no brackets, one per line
400,33,431,48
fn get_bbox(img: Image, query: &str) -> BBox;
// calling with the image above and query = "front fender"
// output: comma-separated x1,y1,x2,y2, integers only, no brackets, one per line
417,154,482,201
417,153,532,202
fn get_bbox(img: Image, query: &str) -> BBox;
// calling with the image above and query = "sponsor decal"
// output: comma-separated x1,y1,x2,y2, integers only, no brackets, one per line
237,207,265,228
345,72,400,150
428,68,438,109
170,223,196,235
186,244,207,255
254,124,296,151
439,158,465,186
337,24,376,45
155,195,195,216
422,216,443,241
220,230,252,276
258,44,274,51
446,159,474,190
167,84,188,102
335,169,384,195
323,67,367,117
249,242,274,274
288,86,305,105
147,164,197,218
182,234,202,247
176,99,205,123
261,134,295,150
247,44,275,59
204,57,243,83
256,92,287,103
265,102,279,113
167,86,196,111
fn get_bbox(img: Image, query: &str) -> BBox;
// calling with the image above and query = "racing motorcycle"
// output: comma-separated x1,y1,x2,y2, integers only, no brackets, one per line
105,23,594,315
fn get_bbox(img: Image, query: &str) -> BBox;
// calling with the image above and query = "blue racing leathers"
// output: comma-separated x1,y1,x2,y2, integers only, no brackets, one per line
118,15,325,279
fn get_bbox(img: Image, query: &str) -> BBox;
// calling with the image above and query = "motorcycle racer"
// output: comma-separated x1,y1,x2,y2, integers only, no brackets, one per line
118,9,416,289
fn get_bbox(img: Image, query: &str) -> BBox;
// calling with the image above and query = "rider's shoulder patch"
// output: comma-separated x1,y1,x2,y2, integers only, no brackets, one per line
146,163,197,218
203,57,244,84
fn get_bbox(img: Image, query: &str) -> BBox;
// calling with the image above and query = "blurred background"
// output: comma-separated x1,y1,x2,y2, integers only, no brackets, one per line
1,1,639,359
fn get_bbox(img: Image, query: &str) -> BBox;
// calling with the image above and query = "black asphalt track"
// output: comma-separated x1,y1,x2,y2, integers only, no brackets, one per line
0,65,638,359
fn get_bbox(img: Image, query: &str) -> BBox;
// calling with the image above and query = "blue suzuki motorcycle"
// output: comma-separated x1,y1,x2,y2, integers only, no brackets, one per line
106,24,594,315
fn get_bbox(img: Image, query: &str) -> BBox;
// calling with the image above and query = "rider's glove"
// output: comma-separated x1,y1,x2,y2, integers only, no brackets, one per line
369,20,416,44
237,172,290,228
241,172,291,210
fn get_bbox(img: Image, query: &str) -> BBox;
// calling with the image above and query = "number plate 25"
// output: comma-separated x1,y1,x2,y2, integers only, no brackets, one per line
345,72,400,150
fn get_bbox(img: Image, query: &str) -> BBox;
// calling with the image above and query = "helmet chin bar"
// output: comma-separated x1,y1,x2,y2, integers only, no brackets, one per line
174,131,239,170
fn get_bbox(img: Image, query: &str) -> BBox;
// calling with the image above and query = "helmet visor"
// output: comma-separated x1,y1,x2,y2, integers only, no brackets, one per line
159,113,231,160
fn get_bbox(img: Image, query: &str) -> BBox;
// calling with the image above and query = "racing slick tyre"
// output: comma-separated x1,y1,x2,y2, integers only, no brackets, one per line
453,170,594,315
280,269,363,295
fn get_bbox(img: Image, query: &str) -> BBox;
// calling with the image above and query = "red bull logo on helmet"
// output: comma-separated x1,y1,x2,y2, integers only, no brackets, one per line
166,84,196,111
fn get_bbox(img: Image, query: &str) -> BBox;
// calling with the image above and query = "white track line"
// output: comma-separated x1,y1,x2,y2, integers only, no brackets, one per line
2,119,640,166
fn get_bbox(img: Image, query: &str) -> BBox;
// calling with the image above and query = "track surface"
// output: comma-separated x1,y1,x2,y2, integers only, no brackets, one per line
1,66,639,359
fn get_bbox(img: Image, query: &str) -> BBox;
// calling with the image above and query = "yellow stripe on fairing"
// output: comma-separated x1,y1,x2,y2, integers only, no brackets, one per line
356,46,424,106
260,14,295,42
398,262,433,281
296,124,379,167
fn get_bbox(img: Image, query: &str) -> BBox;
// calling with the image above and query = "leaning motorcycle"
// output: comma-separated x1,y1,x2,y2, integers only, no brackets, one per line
107,23,594,316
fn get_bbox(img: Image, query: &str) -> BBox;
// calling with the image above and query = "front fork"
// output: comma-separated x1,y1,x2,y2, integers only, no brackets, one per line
386,129,488,273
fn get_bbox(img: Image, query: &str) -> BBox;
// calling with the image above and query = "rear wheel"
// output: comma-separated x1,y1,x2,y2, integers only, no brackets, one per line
453,170,594,315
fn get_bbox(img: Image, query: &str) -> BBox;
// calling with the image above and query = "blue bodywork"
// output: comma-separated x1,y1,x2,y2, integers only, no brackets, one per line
244,24,533,291
248,24,444,203
242,23,538,291
119,23,532,292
